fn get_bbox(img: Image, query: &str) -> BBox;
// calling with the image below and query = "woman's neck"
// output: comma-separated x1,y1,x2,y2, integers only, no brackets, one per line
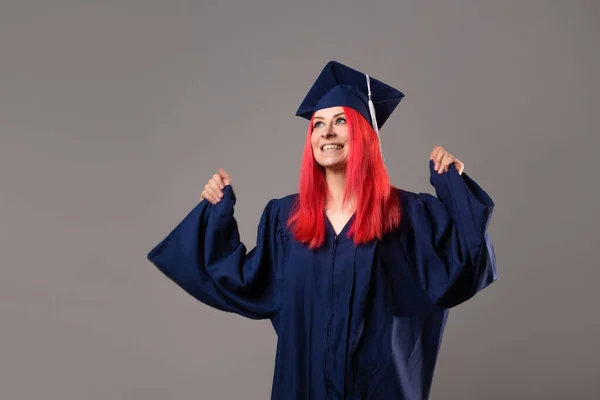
325,168,355,211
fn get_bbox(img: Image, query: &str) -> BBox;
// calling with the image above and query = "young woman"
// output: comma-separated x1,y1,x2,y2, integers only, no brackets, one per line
147,61,497,399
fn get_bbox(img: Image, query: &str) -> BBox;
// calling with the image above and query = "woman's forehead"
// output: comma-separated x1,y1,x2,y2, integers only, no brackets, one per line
314,106,345,118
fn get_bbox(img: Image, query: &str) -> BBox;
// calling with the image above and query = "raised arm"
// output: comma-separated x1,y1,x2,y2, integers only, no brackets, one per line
392,150,497,312
147,170,285,320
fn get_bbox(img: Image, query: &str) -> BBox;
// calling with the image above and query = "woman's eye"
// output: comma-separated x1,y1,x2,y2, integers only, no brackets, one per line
313,118,344,128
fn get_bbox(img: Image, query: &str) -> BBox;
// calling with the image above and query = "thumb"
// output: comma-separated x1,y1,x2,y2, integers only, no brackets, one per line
219,168,231,186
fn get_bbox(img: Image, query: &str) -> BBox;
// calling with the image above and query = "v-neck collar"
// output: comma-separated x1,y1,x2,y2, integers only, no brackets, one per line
324,212,356,238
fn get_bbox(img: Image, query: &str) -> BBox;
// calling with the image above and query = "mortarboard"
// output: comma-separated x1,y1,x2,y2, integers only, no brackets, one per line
295,61,405,136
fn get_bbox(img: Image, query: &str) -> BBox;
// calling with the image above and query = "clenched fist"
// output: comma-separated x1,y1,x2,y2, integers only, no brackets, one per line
429,146,464,175
200,168,231,205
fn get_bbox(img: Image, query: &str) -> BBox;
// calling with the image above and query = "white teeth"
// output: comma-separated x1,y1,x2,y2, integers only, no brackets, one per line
322,144,343,151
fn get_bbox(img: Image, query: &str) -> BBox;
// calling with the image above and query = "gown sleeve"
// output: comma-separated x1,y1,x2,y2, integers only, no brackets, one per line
400,160,498,309
146,185,285,320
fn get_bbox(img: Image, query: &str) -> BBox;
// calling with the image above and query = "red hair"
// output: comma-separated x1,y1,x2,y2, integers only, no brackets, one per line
287,106,402,249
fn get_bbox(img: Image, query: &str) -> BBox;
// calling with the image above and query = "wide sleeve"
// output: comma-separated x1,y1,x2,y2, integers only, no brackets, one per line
146,185,285,320
399,160,498,309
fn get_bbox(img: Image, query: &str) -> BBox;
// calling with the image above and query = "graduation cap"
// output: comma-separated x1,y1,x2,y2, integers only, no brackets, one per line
295,61,405,137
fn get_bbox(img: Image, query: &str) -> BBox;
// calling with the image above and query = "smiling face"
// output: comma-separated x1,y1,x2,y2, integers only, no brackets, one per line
310,106,350,171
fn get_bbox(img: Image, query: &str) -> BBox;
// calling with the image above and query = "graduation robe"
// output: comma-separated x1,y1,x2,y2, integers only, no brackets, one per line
147,161,497,399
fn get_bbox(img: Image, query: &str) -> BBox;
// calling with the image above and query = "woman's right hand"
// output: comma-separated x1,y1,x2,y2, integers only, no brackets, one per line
200,168,231,205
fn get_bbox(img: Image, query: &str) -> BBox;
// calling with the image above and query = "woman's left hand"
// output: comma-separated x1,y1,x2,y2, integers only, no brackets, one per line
430,145,464,175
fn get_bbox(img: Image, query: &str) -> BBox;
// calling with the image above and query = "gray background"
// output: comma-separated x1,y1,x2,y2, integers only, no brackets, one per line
1,0,598,399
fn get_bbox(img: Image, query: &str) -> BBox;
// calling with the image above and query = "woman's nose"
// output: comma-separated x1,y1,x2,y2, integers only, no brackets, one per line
321,125,335,138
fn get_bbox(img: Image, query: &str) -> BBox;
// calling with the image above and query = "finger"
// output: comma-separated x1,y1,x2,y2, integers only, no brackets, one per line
208,179,224,198
212,173,224,190
429,146,441,163
434,149,446,171
455,159,464,174
219,168,231,186
200,190,215,204
439,154,451,173
430,145,443,160
440,154,454,173
204,184,219,204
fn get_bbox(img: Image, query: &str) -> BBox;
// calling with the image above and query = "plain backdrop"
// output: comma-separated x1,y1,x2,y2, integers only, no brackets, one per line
1,1,599,399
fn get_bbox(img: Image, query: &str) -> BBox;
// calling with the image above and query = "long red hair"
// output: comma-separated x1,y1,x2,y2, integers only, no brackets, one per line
287,106,402,249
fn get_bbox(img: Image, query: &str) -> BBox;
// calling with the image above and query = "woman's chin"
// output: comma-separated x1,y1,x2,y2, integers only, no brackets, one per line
318,160,347,171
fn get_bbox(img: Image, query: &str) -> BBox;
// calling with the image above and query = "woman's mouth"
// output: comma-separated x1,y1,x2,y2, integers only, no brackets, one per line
321,144,344,151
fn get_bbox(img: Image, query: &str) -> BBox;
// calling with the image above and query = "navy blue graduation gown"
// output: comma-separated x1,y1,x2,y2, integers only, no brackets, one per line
147,161,497,400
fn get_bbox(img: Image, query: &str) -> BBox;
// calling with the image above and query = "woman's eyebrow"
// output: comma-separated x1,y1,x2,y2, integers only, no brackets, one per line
313,112,345,121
